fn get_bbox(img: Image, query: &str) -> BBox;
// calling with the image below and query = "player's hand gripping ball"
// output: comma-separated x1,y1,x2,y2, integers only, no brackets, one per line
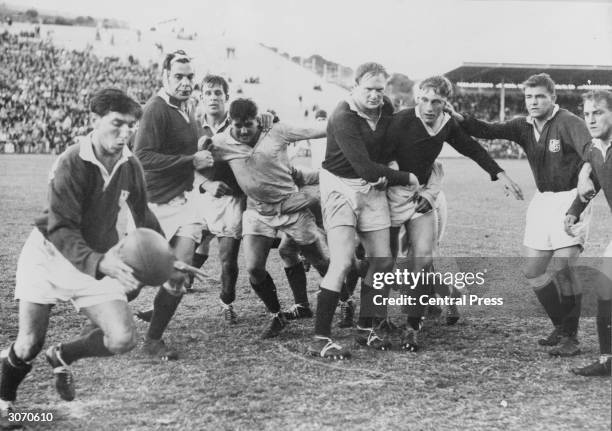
118,228,175,286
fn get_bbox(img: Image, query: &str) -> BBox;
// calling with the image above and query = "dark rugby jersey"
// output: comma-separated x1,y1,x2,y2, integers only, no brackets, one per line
322,98,414,186
568,140,612,217
386,108,503,184
34,137,162,278
459,107,591,192
134,94,199,204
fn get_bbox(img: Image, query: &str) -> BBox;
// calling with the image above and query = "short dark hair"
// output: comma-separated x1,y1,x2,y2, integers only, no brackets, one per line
582,90,612,110
89,88,142,119
162,49,191,72
201,74,229,97
522,73,556,95
229,98,258,121
354,62,389,84
386,73,415,93
419,76,453,99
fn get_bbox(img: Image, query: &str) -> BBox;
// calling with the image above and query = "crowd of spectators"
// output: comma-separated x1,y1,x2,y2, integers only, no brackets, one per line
0,30,589,159
0,30,161,154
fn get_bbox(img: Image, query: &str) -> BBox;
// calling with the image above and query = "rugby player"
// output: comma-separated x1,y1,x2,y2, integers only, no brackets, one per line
0,89,178,414
385,73,459,326
447,73,593,357
210,98,329,338
385,75,523,350
565,90,612,376
308,62,418,359
133,50,214,360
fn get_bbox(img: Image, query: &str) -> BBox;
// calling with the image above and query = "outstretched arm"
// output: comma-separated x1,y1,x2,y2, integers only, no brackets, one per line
444,101,523,142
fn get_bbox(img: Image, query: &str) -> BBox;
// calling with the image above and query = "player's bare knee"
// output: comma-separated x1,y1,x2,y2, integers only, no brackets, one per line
14,334,45,361
246,264,267,282
105,328,136,354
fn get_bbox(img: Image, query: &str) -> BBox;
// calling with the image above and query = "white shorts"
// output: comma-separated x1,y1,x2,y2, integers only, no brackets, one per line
319,169,390,233
242,208,319,245
387,184,426,228
148,193,202,243
15,229,127,311
523,189,591,251
396,190,448,257
604,240,612,258
194,192,245,239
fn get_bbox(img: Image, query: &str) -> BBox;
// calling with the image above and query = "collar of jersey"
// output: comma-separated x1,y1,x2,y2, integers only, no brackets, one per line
157,89,191,122
202,113,230,134
346,96,382,124
526,104,560,125
592,138,611,156
79,133,132,189
415,106,451,136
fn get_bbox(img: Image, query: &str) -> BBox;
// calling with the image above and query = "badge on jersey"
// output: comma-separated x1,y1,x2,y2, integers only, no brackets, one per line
119,189,130,205
548,139,561,153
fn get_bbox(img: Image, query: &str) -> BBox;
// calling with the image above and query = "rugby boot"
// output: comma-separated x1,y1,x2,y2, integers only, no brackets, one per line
307,336,351,360
538,326,563,346
548,334,581,357
571,356,612,377
45,345,75,401
282,304,313,321
261,313,288,339
142,338,179,361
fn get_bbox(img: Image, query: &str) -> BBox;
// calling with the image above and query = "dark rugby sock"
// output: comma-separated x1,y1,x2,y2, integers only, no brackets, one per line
560,294,582,336
220,289,235,306
60,329,114,364
534,280,564,327
147,287,183,340
250,272,281,313
314,288,339,338
341,267,360,302
597,299,612,355
357,281,374,328
192,253,208,269
0,344,32,402
284,263,309,306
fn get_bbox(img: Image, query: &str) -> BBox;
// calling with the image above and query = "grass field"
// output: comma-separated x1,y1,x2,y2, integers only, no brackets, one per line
1,155,611,431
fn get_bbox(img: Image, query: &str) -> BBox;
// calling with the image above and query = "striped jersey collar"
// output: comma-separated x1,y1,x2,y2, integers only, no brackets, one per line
592,138,611,156
526,104,560,125
415,106,451,136
202,113,230,134
346,96,381,130
157,89,192,122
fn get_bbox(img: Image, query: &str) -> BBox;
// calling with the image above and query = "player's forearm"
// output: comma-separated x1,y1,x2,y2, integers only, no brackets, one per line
459,114,517,141
47,228,105,278
136,149,194,173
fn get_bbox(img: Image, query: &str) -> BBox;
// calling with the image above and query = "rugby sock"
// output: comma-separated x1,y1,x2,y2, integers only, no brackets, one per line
284,262,309,306
533,280,564,327
560,294,582,336
314,287,339,338
341,267,360,302
250,272,281,313
192,253,208,269
219,289,235,306
147,286,183,340
0,344,32,402
597,299,612,355
357,281,374,328
406,280,427,330
60,329,113,364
